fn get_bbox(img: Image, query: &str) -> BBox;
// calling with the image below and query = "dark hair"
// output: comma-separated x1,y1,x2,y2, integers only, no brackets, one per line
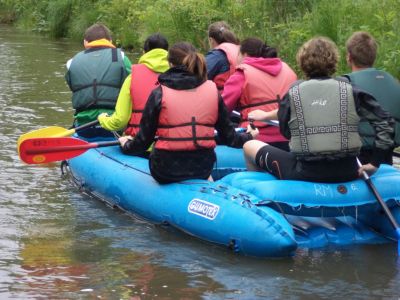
168,42,207,81
208,21,239,45
240,37,277,58
143,33,169,52
346,31,377,68
84,23,112,42
297,37,339,78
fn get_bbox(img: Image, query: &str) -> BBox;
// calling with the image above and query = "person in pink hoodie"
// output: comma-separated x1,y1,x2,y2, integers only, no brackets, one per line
222,37,297,150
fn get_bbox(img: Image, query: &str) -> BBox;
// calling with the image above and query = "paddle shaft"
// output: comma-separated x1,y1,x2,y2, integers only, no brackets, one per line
61,119,100,136
357,158,400,231
73,119,100,131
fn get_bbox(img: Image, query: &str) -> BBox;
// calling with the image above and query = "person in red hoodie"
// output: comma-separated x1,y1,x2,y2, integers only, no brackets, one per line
222,37,297,150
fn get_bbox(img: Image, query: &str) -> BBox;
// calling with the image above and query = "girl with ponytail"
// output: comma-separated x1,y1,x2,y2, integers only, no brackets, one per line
118,42,258,184
206,21,240,90
222,37,297,150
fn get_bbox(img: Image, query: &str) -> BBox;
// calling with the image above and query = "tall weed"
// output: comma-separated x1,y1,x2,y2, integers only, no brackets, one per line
2,0,399,77
47,0,72,38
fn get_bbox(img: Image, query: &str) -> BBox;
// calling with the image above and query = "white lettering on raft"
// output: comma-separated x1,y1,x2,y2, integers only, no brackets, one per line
314,184,334,197
188,199,220,220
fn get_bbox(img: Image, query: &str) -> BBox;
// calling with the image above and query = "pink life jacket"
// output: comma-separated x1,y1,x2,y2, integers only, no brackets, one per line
238,62,297,142
213,43,240,90
125,64,159,136
155,81,219,151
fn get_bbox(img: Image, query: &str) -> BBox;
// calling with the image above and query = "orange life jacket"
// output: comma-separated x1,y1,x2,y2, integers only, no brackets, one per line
238,62,297,129
155,81,219,151
125,64,159,136
213,43,240,90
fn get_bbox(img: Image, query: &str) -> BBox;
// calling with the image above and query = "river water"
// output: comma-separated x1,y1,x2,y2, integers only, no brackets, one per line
1,25,399,299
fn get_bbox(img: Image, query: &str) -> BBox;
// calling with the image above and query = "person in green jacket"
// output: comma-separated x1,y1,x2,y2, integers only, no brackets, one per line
98,33,169,134
345,31,400,164
65,23,131,130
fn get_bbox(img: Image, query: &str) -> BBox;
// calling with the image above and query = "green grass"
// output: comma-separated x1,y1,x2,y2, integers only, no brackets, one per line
1,0,399,77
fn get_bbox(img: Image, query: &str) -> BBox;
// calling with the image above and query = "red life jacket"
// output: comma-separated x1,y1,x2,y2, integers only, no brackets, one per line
124,64,159,136
213,43,240,90
238,62,297,143
155,81,219,151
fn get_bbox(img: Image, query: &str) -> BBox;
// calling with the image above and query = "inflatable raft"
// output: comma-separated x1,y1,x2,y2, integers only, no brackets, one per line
65,141,400,257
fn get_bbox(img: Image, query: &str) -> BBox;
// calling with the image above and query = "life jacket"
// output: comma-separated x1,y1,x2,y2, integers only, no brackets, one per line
288,78,362,160
213,43,240,90
155,81,219,151
345,68,400,147
237,62,297,129
65,47,128,112
125,64,159,136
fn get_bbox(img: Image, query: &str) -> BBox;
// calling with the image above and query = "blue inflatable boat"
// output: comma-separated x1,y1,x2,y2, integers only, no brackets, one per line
65,141,400,257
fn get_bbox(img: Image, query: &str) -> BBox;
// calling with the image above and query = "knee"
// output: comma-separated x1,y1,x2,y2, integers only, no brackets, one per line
243,140,268,158
244,140,266,152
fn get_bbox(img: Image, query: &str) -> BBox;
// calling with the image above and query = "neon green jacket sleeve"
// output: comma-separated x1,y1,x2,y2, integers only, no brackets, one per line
98,75,132,131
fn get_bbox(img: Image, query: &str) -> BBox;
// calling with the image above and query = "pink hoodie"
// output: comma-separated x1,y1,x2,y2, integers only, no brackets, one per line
222,57,283,111
222,57,295,143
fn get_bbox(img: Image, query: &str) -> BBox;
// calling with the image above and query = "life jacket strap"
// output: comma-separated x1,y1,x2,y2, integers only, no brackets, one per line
158,117,214,149
240,98,279,110
158,122,214,129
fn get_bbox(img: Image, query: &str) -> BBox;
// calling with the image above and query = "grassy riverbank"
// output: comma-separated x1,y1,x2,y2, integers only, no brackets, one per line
1,0,399,77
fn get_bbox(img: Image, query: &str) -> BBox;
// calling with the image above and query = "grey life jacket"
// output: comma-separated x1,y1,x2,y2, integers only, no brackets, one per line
288,78,362,160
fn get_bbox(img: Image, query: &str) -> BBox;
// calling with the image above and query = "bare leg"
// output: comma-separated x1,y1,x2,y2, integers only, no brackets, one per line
208,175,214,182
243,140,269,171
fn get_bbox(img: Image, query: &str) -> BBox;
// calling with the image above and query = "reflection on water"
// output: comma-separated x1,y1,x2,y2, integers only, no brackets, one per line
0,24,399,299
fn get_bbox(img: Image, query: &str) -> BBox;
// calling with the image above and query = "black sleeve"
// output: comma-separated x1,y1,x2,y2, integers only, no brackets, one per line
277,91,291,139
353,86,395,167
214,94,253,147
122,86,162,154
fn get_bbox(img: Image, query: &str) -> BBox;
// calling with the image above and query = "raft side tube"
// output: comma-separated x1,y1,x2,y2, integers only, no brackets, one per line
68,147,297,257
221,165,400,217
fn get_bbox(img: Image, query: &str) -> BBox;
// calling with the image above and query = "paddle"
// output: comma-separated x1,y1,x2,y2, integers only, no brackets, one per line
17,120,99,151
19,137,119,164
357,158,400,253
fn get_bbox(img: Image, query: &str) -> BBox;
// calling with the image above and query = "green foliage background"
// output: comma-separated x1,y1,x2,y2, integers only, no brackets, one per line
1,0,399,78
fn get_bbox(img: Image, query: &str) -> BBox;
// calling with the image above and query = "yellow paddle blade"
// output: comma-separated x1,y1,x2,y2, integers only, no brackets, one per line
17,126,76,154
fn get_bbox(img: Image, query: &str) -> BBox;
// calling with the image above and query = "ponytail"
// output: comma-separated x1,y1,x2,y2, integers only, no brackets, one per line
261,44,277,58
208,21,239,45
240,37,278,58
168,42,207,81
183,52,207,81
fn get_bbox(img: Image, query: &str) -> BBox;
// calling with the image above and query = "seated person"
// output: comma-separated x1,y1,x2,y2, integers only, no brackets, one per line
243,37,394,183
344,31,400,165
222,37,297,151
118,42,258,183
98,33,169,136
206,21,240,90
65,23,131,137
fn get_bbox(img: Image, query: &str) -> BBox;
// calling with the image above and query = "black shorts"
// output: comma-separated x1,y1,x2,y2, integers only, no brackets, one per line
255,145,359,183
